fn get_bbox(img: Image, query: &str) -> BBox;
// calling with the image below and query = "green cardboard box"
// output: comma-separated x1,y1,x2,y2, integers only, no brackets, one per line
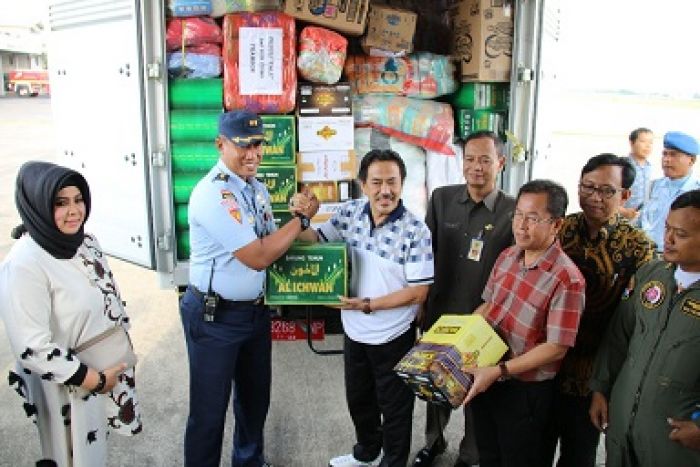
256,165,297,210
266,242,348,305
456,108,507,139
272,210,294,230
261,115,296,165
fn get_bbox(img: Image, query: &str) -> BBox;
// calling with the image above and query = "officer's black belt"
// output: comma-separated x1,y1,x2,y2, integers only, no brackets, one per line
188,285,263,308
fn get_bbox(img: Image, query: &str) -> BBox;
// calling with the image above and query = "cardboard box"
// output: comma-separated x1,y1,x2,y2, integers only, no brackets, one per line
363,4,417,54
261,115,296,165
456,108,507,139
256,165,297,210
298,116,355,152
298,83,353,117
298,150,358,181
311,202,344,226
266,242,348,305
452,82,510,110
452,0,513,82
283,0,370,36
302,181,340,203
394,314,508,408
272,210,294,230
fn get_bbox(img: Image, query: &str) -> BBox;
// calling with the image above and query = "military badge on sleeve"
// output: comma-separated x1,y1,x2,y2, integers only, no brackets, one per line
681,298,700,319
640,280,665,309
220,190,242,223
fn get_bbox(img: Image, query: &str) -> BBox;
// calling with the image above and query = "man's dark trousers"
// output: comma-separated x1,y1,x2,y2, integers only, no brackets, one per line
180,288,271,467
543,391,600,467
344,326,416,467
471,378,554,467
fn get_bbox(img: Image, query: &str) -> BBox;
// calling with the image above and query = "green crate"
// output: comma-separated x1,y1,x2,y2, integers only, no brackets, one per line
261,115,296,165
265,242,347,305
256,165,296,210
272,210,294,230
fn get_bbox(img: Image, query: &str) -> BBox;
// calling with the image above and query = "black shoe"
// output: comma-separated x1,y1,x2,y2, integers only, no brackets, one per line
412,443,446,467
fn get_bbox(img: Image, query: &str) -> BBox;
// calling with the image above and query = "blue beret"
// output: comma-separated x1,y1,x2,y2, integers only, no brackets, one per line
664,131,699,156
218,111,264,147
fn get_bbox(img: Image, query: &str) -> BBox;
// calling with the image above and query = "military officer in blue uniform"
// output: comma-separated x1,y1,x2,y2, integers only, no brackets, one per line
179,110,318,467
640,131,700,252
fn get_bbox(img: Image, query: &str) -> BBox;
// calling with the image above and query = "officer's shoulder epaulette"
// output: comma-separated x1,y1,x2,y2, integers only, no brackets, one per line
212,173,229,183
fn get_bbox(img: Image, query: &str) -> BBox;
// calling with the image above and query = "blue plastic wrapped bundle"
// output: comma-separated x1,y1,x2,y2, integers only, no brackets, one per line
168,52,222,79
169,0,212,16
211,0,281,16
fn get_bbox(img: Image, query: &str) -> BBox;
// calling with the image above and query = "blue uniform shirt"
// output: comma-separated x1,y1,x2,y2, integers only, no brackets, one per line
188,160,276,300
640,175,700,251
624,155,653,210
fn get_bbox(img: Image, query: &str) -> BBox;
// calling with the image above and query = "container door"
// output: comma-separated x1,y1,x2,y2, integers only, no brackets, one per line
48,0,164,269
502,0,561,194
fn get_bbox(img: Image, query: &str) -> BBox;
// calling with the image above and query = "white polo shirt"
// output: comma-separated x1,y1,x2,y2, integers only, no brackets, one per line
317,199,434,345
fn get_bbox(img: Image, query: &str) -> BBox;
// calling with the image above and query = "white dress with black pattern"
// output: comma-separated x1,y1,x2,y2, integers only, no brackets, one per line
0,233,142,466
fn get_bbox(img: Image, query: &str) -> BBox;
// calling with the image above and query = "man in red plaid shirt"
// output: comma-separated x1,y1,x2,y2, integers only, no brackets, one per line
462,179,585,467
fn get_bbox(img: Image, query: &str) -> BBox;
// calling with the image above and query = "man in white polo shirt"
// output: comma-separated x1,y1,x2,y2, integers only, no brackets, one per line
293,149,435,467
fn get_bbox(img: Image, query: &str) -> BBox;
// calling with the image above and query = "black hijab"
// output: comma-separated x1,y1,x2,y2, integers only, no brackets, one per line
11,161,92,259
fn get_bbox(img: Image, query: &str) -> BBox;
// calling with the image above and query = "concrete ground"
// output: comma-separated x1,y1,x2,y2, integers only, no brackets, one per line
0,97,604,466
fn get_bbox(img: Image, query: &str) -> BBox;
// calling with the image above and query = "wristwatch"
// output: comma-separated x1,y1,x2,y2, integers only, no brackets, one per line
295,212,310,231
498,361,509,381
92,371,107,393
361,297,372,314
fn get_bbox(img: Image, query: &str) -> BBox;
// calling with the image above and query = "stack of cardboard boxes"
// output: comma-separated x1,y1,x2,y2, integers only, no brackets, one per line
451,0,513,139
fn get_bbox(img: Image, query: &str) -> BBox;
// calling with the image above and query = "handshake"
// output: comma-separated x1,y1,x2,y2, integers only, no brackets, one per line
288,187,321,220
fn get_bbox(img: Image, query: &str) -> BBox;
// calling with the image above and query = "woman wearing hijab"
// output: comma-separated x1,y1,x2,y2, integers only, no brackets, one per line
0,161,142,467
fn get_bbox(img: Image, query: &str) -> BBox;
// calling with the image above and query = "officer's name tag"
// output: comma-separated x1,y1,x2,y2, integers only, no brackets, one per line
468,238,484,261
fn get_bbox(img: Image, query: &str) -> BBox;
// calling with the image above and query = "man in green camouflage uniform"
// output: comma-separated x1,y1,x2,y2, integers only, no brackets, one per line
590,189,700,466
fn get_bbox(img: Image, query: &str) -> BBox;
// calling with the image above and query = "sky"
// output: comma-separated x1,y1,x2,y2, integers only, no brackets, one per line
0,0,46,26
1,0,698,96
558,0,700,95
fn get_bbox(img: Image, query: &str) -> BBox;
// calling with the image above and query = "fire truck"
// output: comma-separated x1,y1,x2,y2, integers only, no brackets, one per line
4,69,50,96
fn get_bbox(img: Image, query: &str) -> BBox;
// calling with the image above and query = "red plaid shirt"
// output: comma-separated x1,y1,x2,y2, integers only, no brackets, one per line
482,240,585,382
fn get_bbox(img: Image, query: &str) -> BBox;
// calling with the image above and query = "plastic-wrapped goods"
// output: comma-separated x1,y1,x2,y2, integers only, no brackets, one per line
354,95,455,155
170,109,221,142
388,137,427,218
172,173,203,203
354,128,428,218
168,52,222,79
211,0,281,17
169,79,223,109
169,0,212,17
297,26,348,85
171,143,220,172
345,53,456,99
223,12,296,113
175,204,189,231
166,17,223,51
426,143,464,195
177,231,190,259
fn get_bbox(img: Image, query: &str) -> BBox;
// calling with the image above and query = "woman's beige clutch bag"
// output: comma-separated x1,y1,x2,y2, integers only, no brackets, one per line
74,325,137,371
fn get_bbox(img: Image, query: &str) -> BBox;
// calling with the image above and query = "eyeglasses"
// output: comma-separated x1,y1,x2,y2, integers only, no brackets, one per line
578,183,621,199
512,212,554,226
